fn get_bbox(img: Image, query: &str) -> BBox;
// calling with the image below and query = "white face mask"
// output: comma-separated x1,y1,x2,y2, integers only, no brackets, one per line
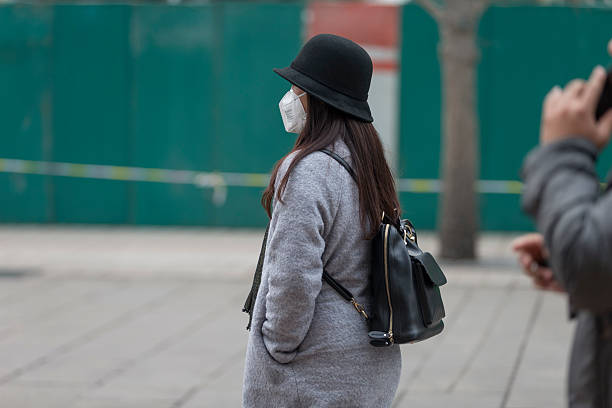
279,89,306,134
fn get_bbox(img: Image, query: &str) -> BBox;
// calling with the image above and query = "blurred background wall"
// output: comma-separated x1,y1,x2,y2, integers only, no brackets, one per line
1,1,611,230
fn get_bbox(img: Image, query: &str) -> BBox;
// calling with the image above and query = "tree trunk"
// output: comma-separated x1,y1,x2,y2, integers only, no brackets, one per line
437,2,485,259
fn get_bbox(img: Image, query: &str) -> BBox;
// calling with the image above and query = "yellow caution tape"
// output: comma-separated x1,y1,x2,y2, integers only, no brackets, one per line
0,157,534,194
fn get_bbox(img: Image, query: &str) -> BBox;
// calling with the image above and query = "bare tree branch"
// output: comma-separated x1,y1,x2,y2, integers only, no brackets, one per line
474,0,493,18
489,0,609,5
462,0,490,18
415,0,444,19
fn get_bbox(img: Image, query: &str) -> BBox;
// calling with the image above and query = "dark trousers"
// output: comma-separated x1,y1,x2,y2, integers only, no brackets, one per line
569,312,612,408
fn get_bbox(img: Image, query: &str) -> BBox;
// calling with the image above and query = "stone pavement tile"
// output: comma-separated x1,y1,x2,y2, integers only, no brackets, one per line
0,280,129,377
85,298,248,401
69,391,176,408
505,386,566,408
0,281,183,383
180,353,245,408
405,288,511,393
71,381,180,403
505,292,573,408
445,269,531,290
0,280,109,340
0,382,82,408
453,288,539,394
393,390,502,408
17,282,242,386
399,287,470,385
0,275,48,304
0,227,264,280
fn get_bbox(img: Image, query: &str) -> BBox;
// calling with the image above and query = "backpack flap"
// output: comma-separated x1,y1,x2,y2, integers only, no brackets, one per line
414,252,447,327
416,252,447,286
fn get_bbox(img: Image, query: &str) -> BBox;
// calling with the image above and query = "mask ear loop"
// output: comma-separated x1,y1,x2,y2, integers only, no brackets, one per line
290,87,306,98
294,91,307,124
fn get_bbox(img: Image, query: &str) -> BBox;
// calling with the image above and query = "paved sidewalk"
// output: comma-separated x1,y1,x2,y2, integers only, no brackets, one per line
0,227,573,407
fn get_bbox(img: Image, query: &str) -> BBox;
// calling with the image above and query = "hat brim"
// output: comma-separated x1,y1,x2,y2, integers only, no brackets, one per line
273,66,373,123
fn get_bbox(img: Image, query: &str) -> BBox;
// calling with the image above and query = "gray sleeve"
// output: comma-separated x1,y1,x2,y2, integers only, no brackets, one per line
521,138,612,313
261,152,343,364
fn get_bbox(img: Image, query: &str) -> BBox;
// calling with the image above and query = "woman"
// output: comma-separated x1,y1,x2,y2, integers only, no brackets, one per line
243,34,402,407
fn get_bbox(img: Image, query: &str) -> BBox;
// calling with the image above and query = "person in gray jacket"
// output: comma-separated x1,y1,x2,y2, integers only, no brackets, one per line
242,34,402,407
514,39,612,408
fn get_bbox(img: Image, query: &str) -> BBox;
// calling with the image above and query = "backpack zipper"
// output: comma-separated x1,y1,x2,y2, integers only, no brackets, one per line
383,224,394,344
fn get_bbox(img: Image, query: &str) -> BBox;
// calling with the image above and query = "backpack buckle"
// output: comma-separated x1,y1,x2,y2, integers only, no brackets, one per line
403,227,416,244
351,298,369,320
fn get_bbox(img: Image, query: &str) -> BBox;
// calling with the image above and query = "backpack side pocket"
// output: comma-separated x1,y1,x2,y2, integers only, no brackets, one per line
413,252,447,327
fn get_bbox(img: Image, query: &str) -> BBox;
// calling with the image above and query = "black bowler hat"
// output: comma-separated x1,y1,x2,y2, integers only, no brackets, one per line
274,34,374,123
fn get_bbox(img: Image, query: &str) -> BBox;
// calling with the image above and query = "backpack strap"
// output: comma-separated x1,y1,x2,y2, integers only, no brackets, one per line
322,270,368,320
242,223,270,330
319,148,368,320
319,148,357,182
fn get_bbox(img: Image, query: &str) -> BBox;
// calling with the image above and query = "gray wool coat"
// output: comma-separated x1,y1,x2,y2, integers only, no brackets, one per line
522,138,612,408
242,140,401,407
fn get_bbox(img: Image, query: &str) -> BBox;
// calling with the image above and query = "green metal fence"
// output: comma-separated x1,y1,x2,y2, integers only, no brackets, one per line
1,3,611,230
399,4,612,230
0,3,301,226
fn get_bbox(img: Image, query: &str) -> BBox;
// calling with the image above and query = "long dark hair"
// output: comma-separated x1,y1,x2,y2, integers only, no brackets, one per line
262,94,400,239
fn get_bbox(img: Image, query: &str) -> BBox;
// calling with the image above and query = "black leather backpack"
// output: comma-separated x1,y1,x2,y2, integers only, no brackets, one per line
367,215,447,346
317,149,448,346
243,148,448,347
